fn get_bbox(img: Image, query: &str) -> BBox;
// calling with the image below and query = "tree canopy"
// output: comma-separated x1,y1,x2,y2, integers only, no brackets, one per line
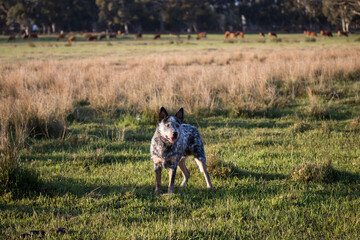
1,0,359,34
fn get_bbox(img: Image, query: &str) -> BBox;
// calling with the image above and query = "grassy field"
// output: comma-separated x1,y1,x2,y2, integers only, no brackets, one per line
0,33,360,239
1,33,359,61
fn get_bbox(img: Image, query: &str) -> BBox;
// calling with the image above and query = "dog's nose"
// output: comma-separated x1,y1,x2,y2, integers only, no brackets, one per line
173,132,178,138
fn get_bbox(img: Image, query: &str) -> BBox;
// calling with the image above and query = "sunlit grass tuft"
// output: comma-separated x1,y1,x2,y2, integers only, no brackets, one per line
291,159,336,183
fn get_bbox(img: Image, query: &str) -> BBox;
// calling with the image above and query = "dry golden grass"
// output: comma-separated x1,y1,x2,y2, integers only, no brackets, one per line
0,47,359,143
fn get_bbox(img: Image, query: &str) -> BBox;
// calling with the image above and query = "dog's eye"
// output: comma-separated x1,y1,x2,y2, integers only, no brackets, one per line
166,123,170,127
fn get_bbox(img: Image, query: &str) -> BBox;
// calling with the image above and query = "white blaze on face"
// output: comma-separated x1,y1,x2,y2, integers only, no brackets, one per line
159,116,181,143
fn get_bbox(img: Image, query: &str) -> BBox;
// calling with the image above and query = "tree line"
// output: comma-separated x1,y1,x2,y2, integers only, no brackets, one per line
1,0,359,35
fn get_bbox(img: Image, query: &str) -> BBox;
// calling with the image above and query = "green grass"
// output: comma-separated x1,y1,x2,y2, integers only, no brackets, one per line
1,96,360,239
1,33,359,61
1,34,360,239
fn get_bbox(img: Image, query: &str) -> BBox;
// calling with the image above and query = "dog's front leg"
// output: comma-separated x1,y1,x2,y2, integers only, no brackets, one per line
154,167,162,194
168,167,177,194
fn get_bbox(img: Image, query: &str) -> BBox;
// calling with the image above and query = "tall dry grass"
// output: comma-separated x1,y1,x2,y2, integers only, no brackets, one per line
0,47,359,141
1,46,359,194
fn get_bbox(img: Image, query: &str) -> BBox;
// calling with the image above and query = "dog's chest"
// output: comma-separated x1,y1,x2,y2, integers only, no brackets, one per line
157,143,184,160
151,138,188,167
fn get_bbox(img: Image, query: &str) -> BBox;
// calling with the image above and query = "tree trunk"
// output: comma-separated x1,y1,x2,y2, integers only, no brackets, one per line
159,13,164,32
192,22,198,33
51,23,56,33
124,23,129,34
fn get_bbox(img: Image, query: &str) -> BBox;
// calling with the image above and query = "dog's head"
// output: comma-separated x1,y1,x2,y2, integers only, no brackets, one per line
157,107,183,144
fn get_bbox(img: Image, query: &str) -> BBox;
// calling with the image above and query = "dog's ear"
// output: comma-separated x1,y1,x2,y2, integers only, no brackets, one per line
175,108,184,122
159,107,168,121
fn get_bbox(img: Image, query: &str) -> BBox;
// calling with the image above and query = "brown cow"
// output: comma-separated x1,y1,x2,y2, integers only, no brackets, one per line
109,33,117,38
135,32,142,39
320,30,333,37
304,30,310,36
67,36,76,43
187,34,191,40
229,33,236,39
99,33,107,40
30,33,38,38
7,35,16,42
282,28,290,33
268,32,277,38
153,33,161,39
87,35,97,41
225,31,230,39
337,30,348,37
326,30,333,37
310,32,317,37
57,33,66,41
235,31,244,39
196,32,207,40
259,32,265,38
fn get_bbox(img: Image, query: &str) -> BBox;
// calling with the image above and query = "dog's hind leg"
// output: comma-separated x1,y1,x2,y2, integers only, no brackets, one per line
178,157,190,188
195,157,213,189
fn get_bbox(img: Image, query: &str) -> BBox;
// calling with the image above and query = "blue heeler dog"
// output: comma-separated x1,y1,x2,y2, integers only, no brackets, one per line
150,107,213,194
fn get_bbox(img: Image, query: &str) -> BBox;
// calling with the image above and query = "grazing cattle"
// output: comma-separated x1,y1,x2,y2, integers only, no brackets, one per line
153,33,161,39
117,30,122,35
310,32,317,37
268,32,277,38
282,28,290,33
57,33,66,41
135,32,142,39
7,35,16,42
259,32,265,38
83,33,90,38
337,30,348,37
225,31,230,39
320,30,333,37
229,33,236,39
196,32,207,40
67,36,76,43
199,32,206,38
109,33,117,38
304,30,310,36
99,33,107,40
23,34,29,39
187,34,191,40
87,35,97,41
30,33,38,38
235,31,244,39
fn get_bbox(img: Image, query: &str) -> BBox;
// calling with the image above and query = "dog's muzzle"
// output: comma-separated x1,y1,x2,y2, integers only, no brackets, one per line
166,132,178,143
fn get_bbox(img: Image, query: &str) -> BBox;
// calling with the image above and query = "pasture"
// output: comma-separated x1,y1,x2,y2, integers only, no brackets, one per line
0,33,360,239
